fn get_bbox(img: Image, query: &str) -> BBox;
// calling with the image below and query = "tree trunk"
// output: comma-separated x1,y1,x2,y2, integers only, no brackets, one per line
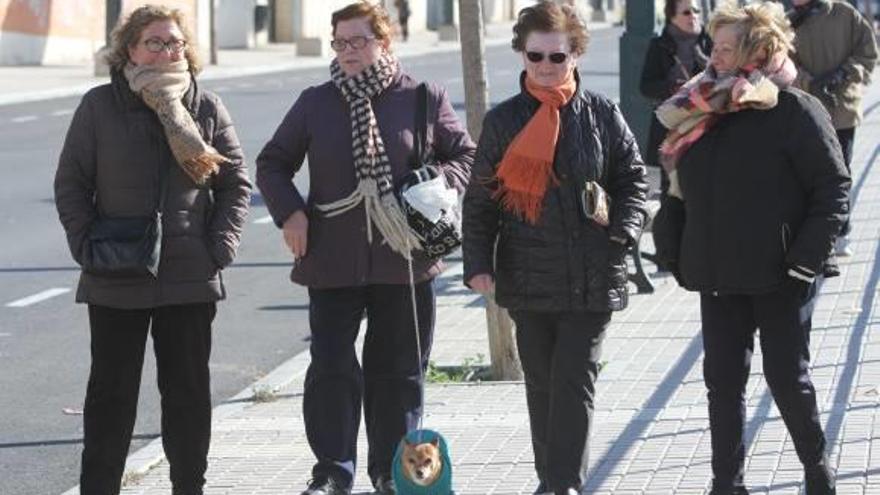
105,0,122,45
458,0,489,141
210,0,218,65
458,0,523,381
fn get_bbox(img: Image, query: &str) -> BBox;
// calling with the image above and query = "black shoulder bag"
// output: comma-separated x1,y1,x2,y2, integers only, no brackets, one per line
396,83,463,259
83,163,166,278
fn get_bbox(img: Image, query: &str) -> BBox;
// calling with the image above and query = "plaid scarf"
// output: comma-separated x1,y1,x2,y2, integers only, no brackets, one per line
656,53,797,198
318,52,421,258
125,61,227,185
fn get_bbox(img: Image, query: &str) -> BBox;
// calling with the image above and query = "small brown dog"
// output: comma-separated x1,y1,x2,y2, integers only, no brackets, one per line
400,436,443,487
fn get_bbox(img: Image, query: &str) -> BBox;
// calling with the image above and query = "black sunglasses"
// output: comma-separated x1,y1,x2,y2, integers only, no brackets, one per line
526,51,568,64
679,8,701,16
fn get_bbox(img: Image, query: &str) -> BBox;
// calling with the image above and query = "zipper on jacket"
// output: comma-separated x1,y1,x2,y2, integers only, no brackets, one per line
708,130,720,294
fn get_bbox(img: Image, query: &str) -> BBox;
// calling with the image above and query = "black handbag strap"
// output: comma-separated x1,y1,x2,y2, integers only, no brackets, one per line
410,82,429,170
156,160,170,214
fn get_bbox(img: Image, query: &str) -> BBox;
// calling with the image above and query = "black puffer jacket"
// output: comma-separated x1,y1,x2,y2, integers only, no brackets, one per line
670,89,850,294
462,74,647,312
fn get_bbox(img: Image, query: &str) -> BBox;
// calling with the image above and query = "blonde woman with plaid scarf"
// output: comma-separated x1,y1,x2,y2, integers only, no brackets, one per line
652,2,850,494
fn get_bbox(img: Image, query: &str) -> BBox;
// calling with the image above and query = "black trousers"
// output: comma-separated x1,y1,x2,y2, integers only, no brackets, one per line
700,287,830,492
81,303,215,495
835,128,855,171
836,127,855,236
399,15,410,41
304,281,435,487
510,310,610,493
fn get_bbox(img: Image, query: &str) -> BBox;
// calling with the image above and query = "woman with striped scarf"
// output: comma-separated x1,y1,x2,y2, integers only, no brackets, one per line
256,3,474,494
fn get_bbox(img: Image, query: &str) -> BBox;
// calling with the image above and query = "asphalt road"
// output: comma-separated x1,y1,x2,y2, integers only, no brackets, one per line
0,27,622,495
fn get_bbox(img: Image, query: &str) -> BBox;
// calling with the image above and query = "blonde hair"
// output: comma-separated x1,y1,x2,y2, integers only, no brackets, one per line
708,1,794,68
104,5,201,75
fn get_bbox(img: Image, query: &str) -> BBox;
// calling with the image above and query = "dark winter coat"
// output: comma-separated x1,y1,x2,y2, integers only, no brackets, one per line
790,0,878,130
640,26,712,169
659,89,850,295
54,71,252,309
462,73,648,313
255,70,475,288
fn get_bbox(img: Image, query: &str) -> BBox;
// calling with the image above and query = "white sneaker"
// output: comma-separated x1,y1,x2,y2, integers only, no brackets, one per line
835,237,853,257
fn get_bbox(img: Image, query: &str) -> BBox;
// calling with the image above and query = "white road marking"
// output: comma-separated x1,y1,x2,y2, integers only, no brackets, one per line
51,109,74,117
214,85,230,92
253,215,274,225
6,288,71,308
11,115,38,123
0,333,11,337
236,82,254,88
445,77,463,85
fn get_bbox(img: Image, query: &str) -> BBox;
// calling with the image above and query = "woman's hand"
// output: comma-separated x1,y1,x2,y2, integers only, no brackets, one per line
468,273,495,294
282,210,309,258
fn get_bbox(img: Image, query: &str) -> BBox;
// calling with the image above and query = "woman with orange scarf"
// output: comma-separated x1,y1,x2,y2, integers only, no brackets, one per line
462,3,647,494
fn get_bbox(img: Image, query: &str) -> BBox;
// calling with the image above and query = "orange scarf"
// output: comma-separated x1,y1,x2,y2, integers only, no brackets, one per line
493,73,577,224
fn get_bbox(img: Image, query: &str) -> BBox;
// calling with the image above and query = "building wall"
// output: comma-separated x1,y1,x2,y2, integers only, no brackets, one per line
274,0,296,43
0,0,207,66
0,0,103,64
216,0,256,48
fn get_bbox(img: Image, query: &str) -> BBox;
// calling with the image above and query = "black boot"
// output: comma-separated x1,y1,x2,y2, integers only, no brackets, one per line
709,482,749,495
804,461,836,495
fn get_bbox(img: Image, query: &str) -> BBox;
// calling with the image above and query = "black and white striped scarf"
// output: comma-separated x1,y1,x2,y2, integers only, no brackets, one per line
319,51,421,257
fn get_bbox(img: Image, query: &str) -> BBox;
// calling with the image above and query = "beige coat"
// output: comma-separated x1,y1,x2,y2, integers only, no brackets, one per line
791,0,878,129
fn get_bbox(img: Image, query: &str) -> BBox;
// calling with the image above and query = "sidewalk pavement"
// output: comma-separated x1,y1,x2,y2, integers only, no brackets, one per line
0,20,611,107
55,77,880,495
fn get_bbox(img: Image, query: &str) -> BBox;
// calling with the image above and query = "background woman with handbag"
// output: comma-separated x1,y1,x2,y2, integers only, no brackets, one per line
53,6,251,495
640,0,711,196
255,2,474,494
462,2,647,493
652,3,849,494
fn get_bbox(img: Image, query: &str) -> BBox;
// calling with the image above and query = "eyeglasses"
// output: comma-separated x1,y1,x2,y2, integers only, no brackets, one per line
525,51,568,64
331,36,375,52
679,8,701,17
142,37,187,54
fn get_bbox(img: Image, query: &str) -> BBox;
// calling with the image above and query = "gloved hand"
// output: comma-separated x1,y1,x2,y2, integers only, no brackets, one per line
783,265,816,301
809,67,848,106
